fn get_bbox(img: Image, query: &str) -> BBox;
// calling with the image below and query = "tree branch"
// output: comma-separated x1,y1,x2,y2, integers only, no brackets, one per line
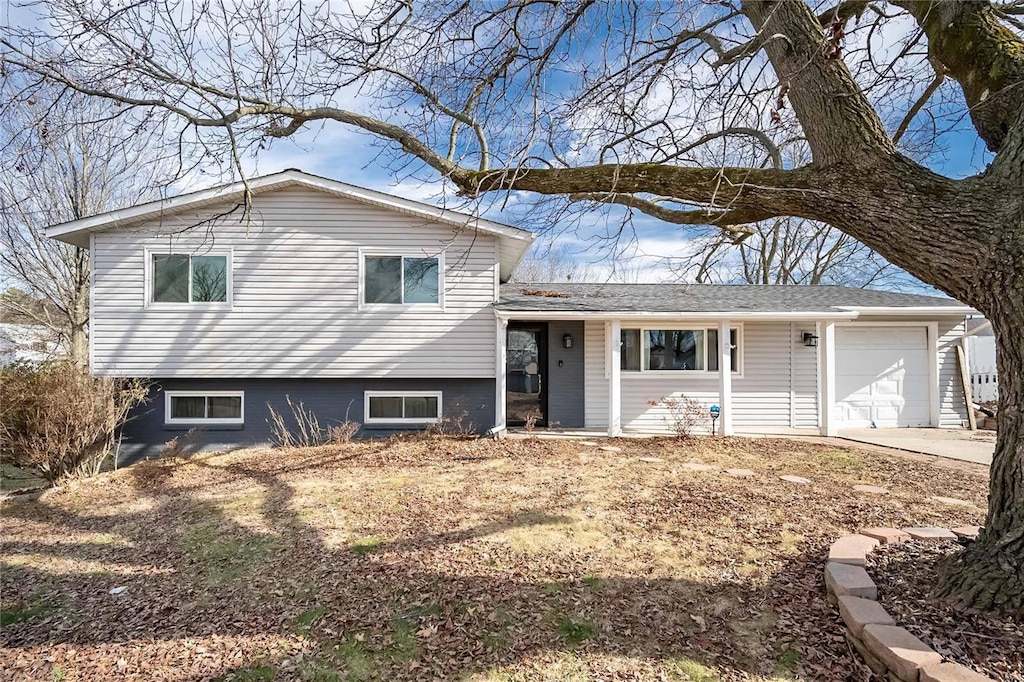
896,0,1024,152
567,192,764,237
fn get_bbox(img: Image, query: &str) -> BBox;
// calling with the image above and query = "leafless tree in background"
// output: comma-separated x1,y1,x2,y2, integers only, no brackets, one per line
0,89,176,364
2,0,1023,609
674,216,909,288
511,243,598,283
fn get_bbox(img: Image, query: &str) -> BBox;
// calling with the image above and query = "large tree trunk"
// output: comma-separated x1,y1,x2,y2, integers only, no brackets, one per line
935,297,1024,615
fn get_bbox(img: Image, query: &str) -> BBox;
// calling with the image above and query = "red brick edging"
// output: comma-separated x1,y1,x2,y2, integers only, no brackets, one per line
824,526,992,682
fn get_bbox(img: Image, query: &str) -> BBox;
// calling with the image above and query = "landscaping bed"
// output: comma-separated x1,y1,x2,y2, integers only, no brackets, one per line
0,436,989,681
869,542,1024,681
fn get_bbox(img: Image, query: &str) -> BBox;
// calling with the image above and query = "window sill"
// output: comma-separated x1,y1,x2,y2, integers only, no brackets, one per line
363,422,438,430
146,303,233,311
163,423,244,431
358,303,444,312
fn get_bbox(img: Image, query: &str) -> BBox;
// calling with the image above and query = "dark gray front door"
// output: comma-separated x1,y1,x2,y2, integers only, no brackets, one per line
507,324,547,426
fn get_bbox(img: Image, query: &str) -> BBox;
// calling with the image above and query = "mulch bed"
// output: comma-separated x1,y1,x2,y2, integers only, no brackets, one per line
869,542,1024,682
0,436,991,681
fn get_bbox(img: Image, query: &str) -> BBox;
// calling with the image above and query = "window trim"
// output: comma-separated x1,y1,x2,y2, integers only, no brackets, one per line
363,390,443,425
357,248,445,310
144,248,233,309
164,390,245,425
621,324,744,376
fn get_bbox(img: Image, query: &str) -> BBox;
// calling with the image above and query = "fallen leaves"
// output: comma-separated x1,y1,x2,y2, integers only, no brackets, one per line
0,435,991,681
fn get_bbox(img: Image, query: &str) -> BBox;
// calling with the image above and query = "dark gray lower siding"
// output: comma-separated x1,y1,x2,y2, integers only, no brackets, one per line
545,321,586,428
119,377,496,463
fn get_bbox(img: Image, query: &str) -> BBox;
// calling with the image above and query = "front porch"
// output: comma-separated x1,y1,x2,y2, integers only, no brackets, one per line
496,313,851,438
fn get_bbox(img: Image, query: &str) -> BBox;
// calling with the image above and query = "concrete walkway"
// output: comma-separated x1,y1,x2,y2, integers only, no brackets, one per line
837,428,995,466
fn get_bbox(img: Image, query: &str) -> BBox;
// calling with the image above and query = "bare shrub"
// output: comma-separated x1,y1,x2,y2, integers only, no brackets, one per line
161,427,204,459
648,395,705,439
425,400,477,438
267,396,358,447
328,421,359,444
523,408,542,432
0,362,149,483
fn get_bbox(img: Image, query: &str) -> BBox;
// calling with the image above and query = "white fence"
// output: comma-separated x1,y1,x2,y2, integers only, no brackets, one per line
966,336,998,402
970,371,999,402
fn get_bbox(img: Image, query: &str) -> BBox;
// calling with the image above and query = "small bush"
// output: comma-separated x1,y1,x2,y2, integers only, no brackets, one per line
0,363,149,483
648,395,705,439
425,399,477,437
267,396,358,447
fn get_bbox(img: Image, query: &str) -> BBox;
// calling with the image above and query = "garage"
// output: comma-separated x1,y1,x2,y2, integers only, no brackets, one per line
835,326,931,428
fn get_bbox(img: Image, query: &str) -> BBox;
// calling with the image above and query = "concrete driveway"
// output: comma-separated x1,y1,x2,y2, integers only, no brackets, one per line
838,428,995,465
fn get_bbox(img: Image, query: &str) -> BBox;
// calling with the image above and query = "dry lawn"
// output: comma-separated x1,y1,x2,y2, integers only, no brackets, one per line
0,436,989,681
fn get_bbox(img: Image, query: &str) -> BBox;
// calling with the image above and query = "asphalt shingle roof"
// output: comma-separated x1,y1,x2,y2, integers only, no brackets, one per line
496,283,967,313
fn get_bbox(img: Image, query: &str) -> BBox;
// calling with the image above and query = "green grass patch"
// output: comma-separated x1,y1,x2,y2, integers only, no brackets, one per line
581,575,602,590
179,523,277,587
294,606,327,632
481,631,508,651
555,615,599,645
775,648,801,676
1,595,55,626
349,537,380,556
388,613,419,662
226,664,276,681
668,656,720,681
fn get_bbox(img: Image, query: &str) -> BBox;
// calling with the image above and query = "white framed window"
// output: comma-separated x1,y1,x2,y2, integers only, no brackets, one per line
359,249,444,308
364,391,442,425
165,391,244,425
145,249,233,307
620,326,743,375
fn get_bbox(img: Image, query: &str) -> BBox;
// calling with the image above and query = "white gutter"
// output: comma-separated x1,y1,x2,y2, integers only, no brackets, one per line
834,306,976,316
494,309,859,321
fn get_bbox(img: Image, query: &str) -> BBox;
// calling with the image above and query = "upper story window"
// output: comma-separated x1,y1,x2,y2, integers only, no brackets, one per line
150,252,231,305
362,253,441,306
621,327,742,373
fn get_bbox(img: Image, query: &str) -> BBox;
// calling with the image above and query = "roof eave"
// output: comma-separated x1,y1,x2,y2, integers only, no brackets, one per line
494,309,860,321
45,169,535,247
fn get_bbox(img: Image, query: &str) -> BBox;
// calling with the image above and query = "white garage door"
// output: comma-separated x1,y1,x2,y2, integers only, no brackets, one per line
835,327,930,428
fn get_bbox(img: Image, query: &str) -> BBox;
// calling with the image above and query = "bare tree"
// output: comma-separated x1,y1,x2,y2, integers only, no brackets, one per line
0,89,174,364
675,216,912,288
3,0,1023,609
511,243,598,283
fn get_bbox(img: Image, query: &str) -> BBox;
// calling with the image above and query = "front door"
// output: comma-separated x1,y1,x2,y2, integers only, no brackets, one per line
507,324,547,426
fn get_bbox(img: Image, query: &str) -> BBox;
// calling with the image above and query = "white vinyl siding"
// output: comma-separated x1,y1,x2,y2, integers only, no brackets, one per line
90,187,498,378
937,318,969,427
584,321,608,428
584,321,818,434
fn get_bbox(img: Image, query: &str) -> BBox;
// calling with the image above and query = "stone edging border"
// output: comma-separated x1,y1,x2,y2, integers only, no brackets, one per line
824,525,993,682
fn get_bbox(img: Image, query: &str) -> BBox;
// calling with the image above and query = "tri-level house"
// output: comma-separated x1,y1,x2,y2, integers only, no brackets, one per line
46,169,976,457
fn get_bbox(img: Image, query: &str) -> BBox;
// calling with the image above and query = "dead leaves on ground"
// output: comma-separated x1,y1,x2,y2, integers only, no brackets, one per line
0,436,989,681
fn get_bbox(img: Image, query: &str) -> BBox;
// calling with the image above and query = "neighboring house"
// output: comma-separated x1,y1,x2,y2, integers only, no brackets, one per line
45,169,976,457
0,323,58,365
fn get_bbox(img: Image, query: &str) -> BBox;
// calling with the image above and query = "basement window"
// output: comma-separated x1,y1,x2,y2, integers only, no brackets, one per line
165,391,244,424
364,391,442,425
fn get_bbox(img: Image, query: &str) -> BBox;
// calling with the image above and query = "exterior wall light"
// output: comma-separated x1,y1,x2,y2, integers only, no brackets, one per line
802,332,819,347
563,333,573,349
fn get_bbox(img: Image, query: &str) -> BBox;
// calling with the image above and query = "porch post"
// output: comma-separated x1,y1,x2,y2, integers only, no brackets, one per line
495,316,508,431
820,321,837,437
608,319,622,436
718,320,733,436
